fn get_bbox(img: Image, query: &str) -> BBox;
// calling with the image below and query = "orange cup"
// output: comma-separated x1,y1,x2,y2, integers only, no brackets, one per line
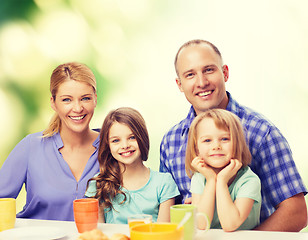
73,198,99,233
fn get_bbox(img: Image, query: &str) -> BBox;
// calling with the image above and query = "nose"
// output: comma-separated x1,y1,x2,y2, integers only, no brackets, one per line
121,140,130,149
72,100,83,112
196,72,209,88
212,140,221,150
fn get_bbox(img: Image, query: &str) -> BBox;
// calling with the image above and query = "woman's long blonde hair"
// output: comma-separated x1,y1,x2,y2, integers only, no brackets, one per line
185,109,251,178
43,62,96,138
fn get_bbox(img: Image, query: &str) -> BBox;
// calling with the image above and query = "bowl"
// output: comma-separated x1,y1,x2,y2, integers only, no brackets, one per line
130,223,183,240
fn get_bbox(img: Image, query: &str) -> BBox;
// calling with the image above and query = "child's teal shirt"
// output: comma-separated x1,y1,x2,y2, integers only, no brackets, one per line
86,168,180,223
191,166,261,230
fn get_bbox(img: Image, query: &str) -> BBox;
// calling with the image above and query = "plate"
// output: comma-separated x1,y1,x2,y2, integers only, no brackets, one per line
0,226,66,240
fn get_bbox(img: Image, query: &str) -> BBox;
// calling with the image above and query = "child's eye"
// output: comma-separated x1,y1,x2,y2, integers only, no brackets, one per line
203,139,211,143
221,137,230,141
111,139,119,143
130,136,136,140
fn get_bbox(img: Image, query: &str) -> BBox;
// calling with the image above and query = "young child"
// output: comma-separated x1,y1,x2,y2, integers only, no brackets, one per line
86,107,179,224
185,109,261,231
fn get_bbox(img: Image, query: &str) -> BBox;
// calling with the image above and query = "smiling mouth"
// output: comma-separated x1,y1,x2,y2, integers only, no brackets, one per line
69,115,86,120
120,150,135,156
197,90,213,97
210,154,225,157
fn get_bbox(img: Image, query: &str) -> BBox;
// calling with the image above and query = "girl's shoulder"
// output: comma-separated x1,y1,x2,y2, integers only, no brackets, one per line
150,169,173,180
235,166,261,186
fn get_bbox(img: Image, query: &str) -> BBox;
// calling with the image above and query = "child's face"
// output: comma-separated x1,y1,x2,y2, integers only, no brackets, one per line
196,117,233,170
108,122,142,167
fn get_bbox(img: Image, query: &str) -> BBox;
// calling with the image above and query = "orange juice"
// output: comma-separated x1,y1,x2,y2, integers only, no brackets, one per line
127,214,152,229
130,223,184,240
129,220,146,228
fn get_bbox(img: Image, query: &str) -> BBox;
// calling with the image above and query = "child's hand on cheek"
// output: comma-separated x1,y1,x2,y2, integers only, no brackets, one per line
192,157,216,180
217,159,242,184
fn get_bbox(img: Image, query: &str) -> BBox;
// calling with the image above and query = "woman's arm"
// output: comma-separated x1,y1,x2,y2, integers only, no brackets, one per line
0,136,30,198
157,198,175,222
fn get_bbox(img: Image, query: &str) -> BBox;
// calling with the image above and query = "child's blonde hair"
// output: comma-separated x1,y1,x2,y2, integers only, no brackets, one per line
185,109,251,178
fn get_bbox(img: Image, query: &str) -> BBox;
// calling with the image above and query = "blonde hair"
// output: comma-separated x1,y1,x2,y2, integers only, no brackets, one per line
185,109,251,178
43,62,97,138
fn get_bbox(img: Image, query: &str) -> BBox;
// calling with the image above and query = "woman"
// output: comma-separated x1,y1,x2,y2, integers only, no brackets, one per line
0,62,100,221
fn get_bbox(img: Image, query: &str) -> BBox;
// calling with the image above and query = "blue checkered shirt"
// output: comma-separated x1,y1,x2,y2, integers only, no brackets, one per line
160,92,307,223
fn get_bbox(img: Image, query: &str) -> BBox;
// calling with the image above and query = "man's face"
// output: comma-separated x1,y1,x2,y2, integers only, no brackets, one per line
175,44,229,115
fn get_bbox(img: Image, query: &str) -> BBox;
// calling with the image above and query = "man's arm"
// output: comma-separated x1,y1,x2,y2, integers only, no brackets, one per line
254,193,307,231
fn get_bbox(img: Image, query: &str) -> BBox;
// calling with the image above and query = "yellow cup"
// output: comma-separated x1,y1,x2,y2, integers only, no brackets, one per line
130,223,184,240
0,198,16,232
128,214,152,229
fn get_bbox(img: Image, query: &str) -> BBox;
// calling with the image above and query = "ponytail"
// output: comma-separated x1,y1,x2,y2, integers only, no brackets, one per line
42,113,61,138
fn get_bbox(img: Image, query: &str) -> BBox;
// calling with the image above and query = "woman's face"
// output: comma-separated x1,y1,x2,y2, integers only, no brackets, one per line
196,117,233,170
51,80,97,135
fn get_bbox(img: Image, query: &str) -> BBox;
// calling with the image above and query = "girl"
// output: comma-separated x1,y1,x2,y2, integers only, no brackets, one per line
0,62,100,220
86,107,179,224
186,109,261,231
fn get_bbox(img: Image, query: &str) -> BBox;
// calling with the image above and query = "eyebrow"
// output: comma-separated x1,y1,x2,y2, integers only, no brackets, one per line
59,93,93,98
109,133,134,140
181,64,217,76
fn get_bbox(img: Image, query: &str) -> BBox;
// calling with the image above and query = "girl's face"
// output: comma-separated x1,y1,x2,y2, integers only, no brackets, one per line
51,80,97,135
108,122,142,167
196,117,233,170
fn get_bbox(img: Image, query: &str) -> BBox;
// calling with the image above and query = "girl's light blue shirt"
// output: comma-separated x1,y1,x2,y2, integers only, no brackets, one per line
86,169,180,223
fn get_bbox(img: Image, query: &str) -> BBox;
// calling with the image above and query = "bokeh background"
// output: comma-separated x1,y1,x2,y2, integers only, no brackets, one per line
1,0,307,231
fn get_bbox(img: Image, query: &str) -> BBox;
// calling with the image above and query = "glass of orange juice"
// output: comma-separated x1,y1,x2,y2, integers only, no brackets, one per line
128,214,152,228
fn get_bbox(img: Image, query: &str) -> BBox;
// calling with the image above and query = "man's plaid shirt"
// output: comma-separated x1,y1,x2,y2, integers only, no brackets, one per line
160,92,307,223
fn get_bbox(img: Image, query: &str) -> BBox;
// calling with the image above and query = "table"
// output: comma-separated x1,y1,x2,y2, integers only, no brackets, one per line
0,218,130,240
0,218,307,240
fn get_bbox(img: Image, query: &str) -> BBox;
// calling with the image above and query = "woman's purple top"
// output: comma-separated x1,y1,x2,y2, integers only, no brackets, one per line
0,131,100,221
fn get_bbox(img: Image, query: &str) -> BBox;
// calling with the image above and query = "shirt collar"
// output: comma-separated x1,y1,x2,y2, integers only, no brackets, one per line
182,91,239,136
181,106,197,136
53,129,100,150
225,91,241,116
53,132,64,149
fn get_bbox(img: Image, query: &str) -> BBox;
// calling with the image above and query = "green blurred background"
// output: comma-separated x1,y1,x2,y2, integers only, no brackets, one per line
1,0,307,231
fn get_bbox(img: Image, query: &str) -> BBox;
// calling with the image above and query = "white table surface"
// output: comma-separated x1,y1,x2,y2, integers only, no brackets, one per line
0,218,307,240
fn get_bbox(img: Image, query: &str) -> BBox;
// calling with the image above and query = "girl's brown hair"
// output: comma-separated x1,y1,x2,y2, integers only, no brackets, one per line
185,109,251,178
91,107,149,210
43,62,96,137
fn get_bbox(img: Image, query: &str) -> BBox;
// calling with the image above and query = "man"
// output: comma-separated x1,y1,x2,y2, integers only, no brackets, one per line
160,39,307,231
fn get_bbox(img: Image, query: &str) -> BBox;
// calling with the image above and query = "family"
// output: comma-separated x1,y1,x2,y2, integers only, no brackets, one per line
0,39,307,232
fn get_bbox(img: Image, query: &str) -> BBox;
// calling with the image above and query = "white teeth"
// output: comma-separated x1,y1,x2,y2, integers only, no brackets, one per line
198,91,212,97
70,115,85,120
121,151,133,156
